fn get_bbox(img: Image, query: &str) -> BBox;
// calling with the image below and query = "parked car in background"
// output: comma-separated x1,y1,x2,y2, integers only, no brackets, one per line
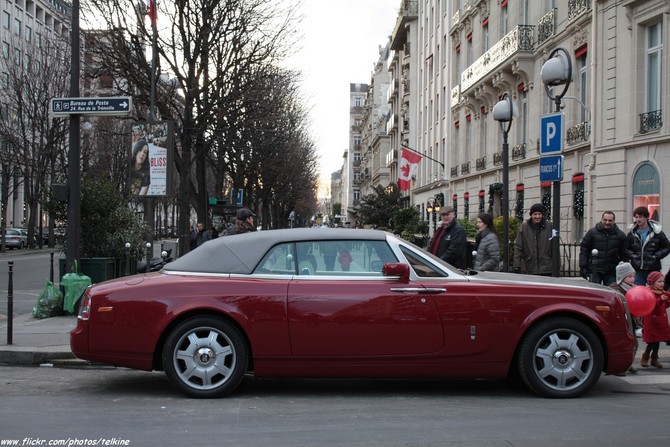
41,227,66,245
4,228,27,249
71,229,637,399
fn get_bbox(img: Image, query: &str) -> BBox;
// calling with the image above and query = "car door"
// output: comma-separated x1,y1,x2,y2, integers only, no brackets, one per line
287,240,444,356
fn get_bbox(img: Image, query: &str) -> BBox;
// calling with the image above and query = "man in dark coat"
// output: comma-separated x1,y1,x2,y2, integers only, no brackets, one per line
225,208,256,235
579,211,627,285
624,206,670,285
429,206,467,269
513,203,554,275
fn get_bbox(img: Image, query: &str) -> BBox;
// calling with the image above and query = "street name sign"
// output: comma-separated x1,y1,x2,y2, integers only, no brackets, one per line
540,112,564,154
539,155,564,182
50,97,132,116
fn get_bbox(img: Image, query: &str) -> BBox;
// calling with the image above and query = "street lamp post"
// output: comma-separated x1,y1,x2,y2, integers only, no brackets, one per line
492,93,514,272
427,198,435,236
541,47,573,277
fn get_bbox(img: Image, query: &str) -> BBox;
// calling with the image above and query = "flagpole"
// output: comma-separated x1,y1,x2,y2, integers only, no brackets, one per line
401,145,445,169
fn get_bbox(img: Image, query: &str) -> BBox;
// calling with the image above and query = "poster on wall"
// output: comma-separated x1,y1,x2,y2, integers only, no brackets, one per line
130,121,173,197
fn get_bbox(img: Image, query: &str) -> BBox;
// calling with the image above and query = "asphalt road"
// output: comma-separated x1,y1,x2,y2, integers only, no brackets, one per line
0,249,55,316
0,365,669,447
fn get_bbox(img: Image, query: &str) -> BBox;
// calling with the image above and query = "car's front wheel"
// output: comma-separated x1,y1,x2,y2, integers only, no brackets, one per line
518,317,603,398
162,316,248,398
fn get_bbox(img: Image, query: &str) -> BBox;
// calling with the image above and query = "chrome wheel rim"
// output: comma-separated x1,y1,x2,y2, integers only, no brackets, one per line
172,326,236,391
533,329,594,392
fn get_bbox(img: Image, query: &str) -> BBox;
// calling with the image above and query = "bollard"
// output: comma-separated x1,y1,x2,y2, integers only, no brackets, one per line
50,251,55,283
7,261,13,345
125,242,131,276
146,242,152,262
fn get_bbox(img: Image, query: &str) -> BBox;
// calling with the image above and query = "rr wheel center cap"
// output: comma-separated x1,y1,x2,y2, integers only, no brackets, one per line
553,350,572,366
196,347,216,366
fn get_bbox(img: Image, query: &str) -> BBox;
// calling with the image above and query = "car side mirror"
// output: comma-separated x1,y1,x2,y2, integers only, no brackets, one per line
382,262,410,283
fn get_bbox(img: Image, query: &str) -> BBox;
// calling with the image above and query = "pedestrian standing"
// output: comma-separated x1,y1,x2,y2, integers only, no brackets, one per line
429,206,467,269
624,206,670,285
513,203,553,275
579,211,626,285
226,208,257,235
473,212,500,272
195,222,211,247
640,271,670,368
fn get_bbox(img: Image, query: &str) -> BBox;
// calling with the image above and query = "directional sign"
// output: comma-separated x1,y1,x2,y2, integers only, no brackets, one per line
539,155,564,182
540,112,564,154
236,189,244,207
50,97,132,116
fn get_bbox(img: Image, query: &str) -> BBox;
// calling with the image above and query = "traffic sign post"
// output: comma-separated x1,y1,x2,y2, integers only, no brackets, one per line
540,112,564,154
50,97,132,116
539,155,564,182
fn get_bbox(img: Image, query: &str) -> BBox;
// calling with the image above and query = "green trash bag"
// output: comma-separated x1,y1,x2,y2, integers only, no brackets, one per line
61,261,92,314
32,281,64,319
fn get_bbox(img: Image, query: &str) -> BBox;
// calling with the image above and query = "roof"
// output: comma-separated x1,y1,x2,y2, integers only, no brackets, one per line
163,228,389,275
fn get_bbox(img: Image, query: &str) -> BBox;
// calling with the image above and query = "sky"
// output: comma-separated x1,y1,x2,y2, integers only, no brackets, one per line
284,0,400,196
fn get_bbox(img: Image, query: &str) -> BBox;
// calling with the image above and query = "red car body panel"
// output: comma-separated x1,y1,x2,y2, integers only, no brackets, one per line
71,271,636,377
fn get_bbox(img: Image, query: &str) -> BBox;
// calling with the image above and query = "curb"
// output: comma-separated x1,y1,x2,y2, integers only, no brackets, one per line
0,347,75,366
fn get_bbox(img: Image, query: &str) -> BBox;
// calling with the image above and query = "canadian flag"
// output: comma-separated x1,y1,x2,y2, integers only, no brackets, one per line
398,148,422,190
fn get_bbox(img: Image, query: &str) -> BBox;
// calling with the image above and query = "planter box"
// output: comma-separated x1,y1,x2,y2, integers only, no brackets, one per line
58,257,118,284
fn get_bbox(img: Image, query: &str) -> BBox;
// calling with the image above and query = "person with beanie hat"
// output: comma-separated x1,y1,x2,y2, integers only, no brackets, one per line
640,271,670,368
579,211,627,285
610,262,642,344
513,203,553,275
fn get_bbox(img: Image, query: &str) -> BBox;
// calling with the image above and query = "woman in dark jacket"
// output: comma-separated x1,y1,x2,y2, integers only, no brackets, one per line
474,213,500,272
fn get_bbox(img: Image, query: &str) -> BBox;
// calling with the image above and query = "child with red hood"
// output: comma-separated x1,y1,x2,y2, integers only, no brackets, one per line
641,271,670,368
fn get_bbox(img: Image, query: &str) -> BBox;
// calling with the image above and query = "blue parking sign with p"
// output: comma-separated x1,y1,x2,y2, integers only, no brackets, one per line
540,113,564,155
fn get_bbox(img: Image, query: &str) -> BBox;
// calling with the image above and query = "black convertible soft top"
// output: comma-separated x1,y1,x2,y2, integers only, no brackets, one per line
162,228,389,275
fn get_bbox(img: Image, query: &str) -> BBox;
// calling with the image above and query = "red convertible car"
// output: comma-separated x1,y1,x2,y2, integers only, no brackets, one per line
71,228,636,398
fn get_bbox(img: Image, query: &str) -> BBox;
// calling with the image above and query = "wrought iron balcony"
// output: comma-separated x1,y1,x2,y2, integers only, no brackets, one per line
450,166,459,177
476,157,486,171
640,110,662,134
566,122,591,145
461,25,535,93
461,162,471,175
493,151,503,166
512,144,526,161
537,9,556,46
568,0,591,21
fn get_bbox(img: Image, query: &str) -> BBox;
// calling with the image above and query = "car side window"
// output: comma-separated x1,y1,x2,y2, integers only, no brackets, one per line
400,246,447,277
254,243,296,275
296,240,397,276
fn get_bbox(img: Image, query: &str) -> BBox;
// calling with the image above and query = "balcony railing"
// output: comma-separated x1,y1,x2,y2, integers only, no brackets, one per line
450,166,459,177
566,122,591,145
537,8,556,46
640,110,662,134
568,0,591,21
512,144,526,161
493,151,503,166
476,157,486,171
461,25,535,93
461,162,471,175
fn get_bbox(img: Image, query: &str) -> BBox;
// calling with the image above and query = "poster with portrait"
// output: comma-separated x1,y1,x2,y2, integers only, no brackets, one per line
130,121,174,197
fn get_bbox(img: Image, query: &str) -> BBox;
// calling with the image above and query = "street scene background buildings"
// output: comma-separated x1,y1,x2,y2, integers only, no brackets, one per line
336,0,667,244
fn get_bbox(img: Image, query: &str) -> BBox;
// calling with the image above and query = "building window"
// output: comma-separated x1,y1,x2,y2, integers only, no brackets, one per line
2,41,8,59
354,96,364,107
25,25,31,42
501,4,508,38
13,18,20,36
2,11,9,29
519,91,527,145
646,21,662,114
633,162,660,222
578,51,588,123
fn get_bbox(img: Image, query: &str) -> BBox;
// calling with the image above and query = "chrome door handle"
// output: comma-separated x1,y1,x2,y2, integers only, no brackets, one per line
390,287,446,293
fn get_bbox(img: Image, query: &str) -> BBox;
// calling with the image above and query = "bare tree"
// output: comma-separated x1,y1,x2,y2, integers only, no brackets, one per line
0,33,70,248
82,0,310,248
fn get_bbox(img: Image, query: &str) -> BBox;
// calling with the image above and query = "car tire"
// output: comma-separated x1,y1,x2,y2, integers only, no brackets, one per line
162,316,248,398
517,317,603,398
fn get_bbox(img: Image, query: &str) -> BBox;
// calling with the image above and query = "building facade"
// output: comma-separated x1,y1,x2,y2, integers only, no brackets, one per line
0,0,70,229
356,0,669,244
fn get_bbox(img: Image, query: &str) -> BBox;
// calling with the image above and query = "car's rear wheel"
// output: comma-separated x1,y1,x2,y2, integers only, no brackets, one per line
162,316,248,398
518,317,603,398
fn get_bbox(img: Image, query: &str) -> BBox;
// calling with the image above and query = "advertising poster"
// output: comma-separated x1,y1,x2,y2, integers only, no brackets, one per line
130,121,173,197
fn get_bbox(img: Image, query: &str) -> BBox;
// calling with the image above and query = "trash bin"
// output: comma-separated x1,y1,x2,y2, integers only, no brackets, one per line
60,261,92,314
